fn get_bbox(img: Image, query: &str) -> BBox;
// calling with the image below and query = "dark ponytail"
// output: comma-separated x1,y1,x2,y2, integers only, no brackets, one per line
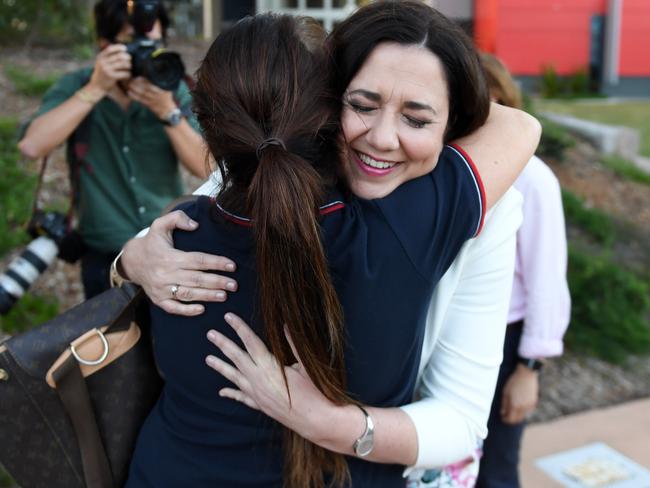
193,14,350,488
250,149,349,487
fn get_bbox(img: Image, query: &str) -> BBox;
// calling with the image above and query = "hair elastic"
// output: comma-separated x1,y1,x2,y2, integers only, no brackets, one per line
256,138,286,159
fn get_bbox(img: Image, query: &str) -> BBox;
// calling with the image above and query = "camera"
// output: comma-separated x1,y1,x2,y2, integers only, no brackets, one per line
0,211,86,315
124,0,184,91
125,38,184,91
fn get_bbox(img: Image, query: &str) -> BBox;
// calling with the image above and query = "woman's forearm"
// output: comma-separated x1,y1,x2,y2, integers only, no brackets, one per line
310,403,418,465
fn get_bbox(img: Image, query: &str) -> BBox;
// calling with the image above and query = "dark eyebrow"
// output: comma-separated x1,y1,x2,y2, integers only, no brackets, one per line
404,101,437,115
347,89,381,102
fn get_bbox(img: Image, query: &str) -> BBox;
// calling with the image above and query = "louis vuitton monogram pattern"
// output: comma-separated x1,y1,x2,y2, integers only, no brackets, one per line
0,285,162,488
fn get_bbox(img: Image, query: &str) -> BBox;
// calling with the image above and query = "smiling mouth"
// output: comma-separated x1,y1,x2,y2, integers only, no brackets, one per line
355,151,398,170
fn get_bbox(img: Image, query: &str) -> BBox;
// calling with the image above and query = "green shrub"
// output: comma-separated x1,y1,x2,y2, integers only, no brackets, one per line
562,190,615,246
600,155,650,186
566,246,650,363
568,69,590,96
539,65,602,99
0,118,34,256
72,43,95,60
541,65,562,98
0,465,15,488
4,65,58,97
0,0,92,46
538,117,575,161
0,293,59,334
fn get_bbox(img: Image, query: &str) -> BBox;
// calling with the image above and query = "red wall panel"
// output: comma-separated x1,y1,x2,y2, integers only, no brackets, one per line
474,0,499,52
476,0,608,76
619,0,650,75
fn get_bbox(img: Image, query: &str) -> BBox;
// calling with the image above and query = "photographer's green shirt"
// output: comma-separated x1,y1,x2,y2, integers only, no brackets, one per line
25,67,200,253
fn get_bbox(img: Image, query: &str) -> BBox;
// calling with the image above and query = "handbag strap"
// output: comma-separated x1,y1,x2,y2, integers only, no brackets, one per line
53,354,114,488
105,284,144,334
49,285,143,487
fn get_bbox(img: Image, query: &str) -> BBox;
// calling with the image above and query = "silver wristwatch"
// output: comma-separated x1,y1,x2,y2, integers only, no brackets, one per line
161,107,183,127
353,405,375,457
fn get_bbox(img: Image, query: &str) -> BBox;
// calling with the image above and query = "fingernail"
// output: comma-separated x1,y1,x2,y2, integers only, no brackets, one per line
225,263,236,272
207,330,217,341
188,219,198,229
216,291,226,300
206,355,216,366
224,313,232,322
226,281,237,291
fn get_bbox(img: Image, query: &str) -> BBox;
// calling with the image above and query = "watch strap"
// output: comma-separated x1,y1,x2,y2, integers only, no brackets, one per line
518,356,544,371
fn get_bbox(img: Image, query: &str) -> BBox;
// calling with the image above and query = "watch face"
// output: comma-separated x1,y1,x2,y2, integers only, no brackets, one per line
355,436,374,457
169,111,182,126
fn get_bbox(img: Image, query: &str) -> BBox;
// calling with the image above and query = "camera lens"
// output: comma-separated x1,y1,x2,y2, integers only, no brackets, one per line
0,237,58,315
145,51,185,91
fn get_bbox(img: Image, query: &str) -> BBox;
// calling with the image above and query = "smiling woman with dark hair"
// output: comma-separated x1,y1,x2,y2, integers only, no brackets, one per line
121,2,539,487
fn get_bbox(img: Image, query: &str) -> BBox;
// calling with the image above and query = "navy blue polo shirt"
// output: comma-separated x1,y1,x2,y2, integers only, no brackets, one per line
127,144,485,487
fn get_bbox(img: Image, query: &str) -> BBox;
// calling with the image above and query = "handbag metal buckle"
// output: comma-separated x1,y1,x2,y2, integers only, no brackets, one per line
70,328,110,366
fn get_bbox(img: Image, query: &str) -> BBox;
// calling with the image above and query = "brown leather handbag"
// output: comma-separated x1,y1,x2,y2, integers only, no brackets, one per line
0,283,163,488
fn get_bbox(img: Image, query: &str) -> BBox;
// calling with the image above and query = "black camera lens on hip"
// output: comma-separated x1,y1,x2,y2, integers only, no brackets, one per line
0,210,86,315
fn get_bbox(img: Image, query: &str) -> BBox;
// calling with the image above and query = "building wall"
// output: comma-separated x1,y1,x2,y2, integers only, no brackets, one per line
475,0,650,80
479,0,607,76
619,0,650,76
432,0,473,20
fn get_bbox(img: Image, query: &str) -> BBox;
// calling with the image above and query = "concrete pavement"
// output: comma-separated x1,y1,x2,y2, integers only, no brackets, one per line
520,398,650,487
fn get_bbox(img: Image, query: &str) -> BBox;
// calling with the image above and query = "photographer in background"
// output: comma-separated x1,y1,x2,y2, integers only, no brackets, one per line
18,0,206,299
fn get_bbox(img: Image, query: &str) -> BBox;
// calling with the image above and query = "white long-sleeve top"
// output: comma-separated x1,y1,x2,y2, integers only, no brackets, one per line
402,187,523,472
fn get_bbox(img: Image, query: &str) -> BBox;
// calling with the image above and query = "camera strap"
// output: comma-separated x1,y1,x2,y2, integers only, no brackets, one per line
31,154,49,217
31,73,93,233
31,154,77,233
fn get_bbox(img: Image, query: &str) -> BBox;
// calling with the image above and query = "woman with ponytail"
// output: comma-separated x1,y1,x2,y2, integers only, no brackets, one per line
127,14,356,488
125,3,540,487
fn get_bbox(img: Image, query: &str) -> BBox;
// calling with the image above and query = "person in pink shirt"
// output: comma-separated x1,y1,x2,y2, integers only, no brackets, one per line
475,54,571,488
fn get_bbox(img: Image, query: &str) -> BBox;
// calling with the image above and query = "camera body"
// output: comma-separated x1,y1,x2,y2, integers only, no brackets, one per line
27,210,68,247
123,0,184,91
125,38,184,91
27,210,86,264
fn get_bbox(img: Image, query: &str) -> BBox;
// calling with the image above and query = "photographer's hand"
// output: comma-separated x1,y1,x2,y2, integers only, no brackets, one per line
18,44,130,159
127,77,176,119
88,44,132,95
127,76,209,177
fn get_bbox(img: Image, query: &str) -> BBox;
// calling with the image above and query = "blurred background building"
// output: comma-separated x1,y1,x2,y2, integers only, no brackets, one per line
170,0,648,97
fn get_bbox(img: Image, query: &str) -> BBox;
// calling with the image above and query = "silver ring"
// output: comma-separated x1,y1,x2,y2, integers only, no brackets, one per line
171,284,179,299
70,329,110,366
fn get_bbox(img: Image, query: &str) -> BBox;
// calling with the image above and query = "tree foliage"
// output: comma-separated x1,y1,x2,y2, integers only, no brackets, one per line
0,0,93,47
